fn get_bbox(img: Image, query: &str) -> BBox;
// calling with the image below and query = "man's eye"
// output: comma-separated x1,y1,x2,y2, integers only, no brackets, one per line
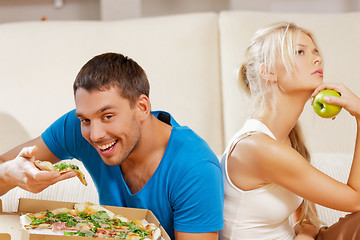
80,119,90,124
104,115,113,120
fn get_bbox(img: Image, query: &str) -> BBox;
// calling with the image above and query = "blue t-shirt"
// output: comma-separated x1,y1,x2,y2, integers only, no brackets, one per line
42,110,224,239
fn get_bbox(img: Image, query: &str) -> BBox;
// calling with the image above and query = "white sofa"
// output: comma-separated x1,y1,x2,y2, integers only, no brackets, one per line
0,11,359,227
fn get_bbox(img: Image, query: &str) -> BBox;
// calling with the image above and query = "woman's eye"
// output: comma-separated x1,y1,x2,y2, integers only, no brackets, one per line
296,50,304,55
104,115,113,120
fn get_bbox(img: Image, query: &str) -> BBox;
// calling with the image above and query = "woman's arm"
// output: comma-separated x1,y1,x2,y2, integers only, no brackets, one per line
257,133,360,212
229,128,360,213
229,83,360,212
312,83,360,196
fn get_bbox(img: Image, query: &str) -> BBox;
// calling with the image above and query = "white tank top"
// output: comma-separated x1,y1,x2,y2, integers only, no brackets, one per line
220,119,303,240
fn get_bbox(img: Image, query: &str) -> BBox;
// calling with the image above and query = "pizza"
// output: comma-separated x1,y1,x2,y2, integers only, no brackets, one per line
20,202,162,240
34,160,87,186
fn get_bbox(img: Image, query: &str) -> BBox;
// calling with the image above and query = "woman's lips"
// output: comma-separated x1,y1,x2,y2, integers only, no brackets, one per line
312,69,323,77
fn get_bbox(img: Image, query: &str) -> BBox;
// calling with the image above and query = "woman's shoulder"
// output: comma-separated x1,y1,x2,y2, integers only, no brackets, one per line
233,132,279,156
230,132,298,170
225,133,282,190
227,132,304,190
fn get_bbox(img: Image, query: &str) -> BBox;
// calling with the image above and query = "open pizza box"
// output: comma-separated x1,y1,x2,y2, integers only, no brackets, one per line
0,198,170,240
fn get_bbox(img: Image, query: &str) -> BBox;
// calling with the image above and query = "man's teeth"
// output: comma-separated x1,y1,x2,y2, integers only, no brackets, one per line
98,141,116,150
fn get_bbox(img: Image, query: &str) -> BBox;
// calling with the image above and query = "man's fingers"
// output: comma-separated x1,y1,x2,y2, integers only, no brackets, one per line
27,171,77,193
19,146,37,159
33,169,77,181
33,170,61,181
56,171,77,181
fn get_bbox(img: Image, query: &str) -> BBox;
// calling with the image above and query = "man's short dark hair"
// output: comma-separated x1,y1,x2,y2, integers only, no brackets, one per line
73,52,150,106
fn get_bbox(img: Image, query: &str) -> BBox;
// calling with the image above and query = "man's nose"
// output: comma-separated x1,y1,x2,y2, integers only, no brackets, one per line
89,122,106,142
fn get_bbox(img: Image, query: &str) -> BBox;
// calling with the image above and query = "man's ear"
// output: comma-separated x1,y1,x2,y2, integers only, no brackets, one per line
135,94,151,122
259,64,277,83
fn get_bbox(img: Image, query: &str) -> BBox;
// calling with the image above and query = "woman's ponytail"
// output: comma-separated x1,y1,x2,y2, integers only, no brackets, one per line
238,64,251,95
289,123,323,229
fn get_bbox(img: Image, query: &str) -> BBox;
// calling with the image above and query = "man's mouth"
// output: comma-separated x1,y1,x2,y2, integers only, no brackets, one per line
97,140,118,154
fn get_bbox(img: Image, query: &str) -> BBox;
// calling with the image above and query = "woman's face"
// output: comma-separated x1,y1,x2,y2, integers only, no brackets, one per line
276,31,323,93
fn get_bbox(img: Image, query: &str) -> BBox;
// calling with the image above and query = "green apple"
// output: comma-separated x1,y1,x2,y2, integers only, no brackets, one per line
312,89,342,118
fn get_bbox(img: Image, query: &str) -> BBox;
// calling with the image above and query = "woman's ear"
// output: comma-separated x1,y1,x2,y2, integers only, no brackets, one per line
259,64,277,83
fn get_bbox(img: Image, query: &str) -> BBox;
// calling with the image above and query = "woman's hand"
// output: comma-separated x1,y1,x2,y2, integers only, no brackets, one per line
294,220,319,240
312,83,360,119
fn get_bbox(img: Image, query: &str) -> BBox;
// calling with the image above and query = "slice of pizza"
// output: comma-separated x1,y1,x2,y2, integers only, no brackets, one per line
20,207,77,231
34,160,87,186
74,202,115,219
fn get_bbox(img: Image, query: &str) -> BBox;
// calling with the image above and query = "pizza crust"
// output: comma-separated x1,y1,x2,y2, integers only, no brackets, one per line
73,169,87,186
33,160,87,186
74,202,115,219
34,160,55,171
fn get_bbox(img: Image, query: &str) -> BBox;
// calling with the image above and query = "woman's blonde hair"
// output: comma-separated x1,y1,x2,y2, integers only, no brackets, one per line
239,22,322,228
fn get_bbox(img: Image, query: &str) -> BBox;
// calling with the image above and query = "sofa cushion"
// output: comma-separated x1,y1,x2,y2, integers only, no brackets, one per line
0,12,223,155
0,112,31,154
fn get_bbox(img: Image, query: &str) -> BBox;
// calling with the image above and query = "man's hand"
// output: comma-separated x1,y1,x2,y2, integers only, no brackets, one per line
0,146,76,195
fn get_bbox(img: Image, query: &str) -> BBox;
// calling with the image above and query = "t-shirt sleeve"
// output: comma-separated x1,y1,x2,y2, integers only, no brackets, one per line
171,158,224,233
41,109,85,160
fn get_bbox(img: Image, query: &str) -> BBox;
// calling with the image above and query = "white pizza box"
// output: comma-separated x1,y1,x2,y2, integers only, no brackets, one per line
0,198,170,240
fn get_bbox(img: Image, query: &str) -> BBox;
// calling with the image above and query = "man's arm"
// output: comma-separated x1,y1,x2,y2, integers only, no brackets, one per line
175,231,218,240
0,136,59,163
0,136,76,196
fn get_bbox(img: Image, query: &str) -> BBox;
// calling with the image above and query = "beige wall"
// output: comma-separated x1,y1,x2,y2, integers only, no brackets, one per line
0,0,359,23
0,0,100,23
100,0,141,20
142,0,228,17
229,0,359,12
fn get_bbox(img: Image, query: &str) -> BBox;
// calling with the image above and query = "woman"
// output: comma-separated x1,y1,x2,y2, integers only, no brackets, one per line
220,22,360,240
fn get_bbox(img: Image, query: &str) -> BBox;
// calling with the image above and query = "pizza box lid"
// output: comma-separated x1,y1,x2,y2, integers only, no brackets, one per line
0,198,170,240
0,233,11,240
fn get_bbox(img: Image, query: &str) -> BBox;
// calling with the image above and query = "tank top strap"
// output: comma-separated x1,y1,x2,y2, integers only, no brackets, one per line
227,130,260,156
224,119,276,156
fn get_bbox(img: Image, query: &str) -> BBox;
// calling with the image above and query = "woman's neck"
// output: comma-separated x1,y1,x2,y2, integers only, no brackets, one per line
254,90,311,144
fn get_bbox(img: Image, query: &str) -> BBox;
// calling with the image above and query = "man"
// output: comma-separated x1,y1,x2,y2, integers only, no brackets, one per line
0,53,223,240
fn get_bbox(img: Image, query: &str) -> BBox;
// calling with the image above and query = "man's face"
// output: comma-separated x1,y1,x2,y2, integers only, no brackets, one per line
75,87,141,166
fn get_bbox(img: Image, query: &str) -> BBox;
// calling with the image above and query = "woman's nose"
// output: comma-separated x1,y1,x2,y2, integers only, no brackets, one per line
314,55,322,65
